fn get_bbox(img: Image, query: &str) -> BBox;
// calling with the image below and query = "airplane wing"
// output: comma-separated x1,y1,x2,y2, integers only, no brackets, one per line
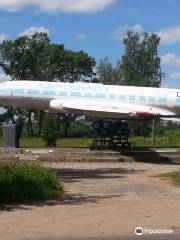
50,99,175,118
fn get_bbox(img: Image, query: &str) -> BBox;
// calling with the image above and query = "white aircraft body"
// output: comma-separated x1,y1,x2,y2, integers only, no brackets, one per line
0,80,180,119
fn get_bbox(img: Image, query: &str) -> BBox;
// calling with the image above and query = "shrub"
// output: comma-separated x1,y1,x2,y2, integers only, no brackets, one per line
41,113,58,147
0,161,63,204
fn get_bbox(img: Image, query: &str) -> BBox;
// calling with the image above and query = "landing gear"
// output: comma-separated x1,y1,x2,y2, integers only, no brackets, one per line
91,120,130,150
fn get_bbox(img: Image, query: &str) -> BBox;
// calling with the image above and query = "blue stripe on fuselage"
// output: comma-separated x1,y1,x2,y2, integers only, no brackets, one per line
0,87,171,106
59,91,67,96
0,88,11,93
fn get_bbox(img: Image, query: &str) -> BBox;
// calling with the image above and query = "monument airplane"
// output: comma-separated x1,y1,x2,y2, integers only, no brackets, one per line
0,80,180,119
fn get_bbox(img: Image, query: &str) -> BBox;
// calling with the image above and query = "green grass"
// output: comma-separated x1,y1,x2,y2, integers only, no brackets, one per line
130,130,180,147
19,137,91,148
56,138,91,148
0,130,180,148
18,135,180,148
19,130,180,148
159,171,180,185
0,161,63,204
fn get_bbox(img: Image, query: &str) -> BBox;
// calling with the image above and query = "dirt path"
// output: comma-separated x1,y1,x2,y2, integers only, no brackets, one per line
0,162,180,240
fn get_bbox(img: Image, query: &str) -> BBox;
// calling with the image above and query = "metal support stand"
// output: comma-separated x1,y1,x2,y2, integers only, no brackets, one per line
91,120,130,150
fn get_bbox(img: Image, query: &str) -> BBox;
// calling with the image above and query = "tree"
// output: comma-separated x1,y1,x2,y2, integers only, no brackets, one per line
0,33,96,137
97,57,123,85
0,33,51,137
59,50,96,82
120,31,164,87
0,33,50,80
0,33,96,82
41,113,58,147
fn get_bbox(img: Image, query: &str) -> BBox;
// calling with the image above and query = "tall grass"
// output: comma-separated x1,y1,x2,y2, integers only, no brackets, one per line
0,161,63,204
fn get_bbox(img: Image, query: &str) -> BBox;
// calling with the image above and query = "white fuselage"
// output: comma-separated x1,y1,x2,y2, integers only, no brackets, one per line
0,81,180,118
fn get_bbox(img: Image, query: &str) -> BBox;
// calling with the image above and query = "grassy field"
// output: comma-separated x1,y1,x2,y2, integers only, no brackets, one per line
130,130,180,147
0,130,179,148
20,130,180,148
19,137,92,148
160,172,180,185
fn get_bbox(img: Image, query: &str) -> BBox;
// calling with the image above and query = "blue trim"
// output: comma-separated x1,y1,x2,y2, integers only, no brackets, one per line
12,89,22,94
28,89,39,95
159,97,167,104
148,96,155,103
43,90,54,96
71,92,80,97
139,96,146,101
0,88,11,93
59,91,67,96
110,94,116,99
96,93,106,98
85,93,93,98
0,88,171,107
119,95,125,100
129,96,135,101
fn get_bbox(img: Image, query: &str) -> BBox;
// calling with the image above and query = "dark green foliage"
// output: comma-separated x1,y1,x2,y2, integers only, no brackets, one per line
41,113,58,147
0,161,63,204
97,32,163,87
68,121,90,137
97,57,122,85
59,50,96,82
0,33,96,82
0,33,50,80
121,31,164,87
129,119,152,137
0,33,96,138
60,121,90,138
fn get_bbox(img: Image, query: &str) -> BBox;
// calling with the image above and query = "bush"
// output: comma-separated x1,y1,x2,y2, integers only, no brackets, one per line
0,161,63,204
66,121,90,138
41,113,58,147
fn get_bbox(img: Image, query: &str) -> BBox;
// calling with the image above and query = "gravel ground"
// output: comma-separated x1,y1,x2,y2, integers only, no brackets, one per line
0,161,180,240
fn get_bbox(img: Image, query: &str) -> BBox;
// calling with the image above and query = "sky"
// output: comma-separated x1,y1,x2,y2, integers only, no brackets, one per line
1,0,180,87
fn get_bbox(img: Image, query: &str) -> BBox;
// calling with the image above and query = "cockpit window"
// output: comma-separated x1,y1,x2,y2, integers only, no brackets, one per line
177,92,180,97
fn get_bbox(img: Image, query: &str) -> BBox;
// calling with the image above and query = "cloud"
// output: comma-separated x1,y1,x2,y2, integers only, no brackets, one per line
113,24,144,41
170,72,180,80
19,26,49,36
0,0,116,13
76,33,86,41
161,53,180,67
158,25,180,44
113,24,180,44
0,33,9,43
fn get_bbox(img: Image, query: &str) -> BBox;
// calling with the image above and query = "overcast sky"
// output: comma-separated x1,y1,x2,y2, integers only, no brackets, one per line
1,0,180,87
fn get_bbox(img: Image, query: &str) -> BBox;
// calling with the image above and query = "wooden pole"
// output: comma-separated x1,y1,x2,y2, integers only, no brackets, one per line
152,118,155,147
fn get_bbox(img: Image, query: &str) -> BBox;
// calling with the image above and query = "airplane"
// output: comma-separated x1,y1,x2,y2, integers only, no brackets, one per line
0,80,180,120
